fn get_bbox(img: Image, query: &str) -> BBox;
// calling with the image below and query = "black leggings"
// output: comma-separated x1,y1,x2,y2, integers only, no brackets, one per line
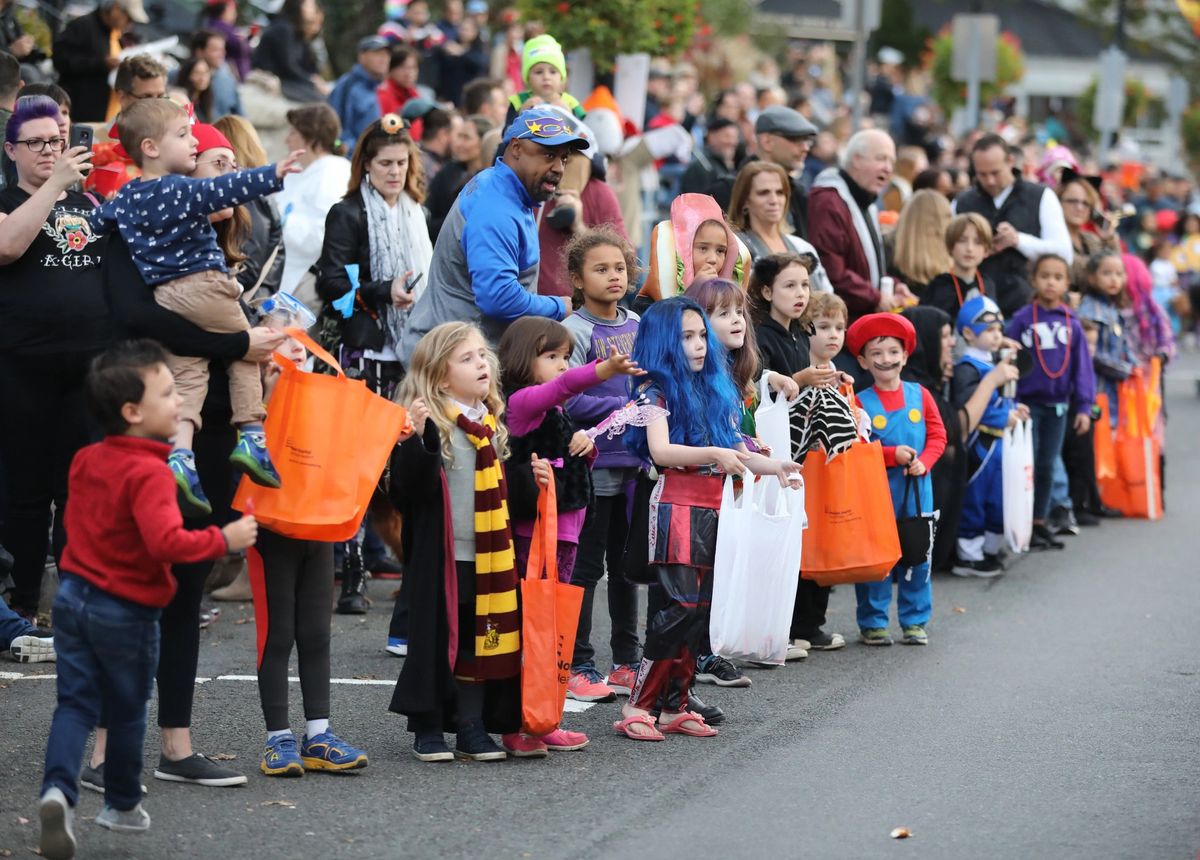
0,350,97,614
569,492,641,669
248,529,333,731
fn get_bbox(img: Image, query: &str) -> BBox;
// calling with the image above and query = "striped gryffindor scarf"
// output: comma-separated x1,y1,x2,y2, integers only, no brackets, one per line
452,410,521,681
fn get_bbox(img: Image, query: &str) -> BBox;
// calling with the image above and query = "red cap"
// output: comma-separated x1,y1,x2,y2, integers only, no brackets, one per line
192,123,232,155
846,312,917,357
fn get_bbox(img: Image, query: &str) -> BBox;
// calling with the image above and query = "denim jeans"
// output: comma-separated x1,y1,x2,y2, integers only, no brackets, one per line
1028,403,1070,521
41,574,160,811
0,593,36,650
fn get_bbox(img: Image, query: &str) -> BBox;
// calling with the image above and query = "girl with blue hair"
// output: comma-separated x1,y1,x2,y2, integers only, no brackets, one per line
616,297,801,741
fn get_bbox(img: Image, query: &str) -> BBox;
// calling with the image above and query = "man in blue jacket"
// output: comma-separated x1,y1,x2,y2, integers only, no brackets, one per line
399,107,587,363
328,35,390,154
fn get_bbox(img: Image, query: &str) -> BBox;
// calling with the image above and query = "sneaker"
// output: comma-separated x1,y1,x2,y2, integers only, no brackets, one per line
604,664,638,697
198,605,220,629
806,630,846,651
168,449,212,517
79,763,148,796
859,628,893,646
501,732,549,758
153,753,247,787
688,691,725,726
8,632,55,662
540,728,589,751
1075,510,1100,527
901,624,929,645
301,731,368,771
695,655,751,687
566,666,617,702
365,556,404,578
260,733,304,777
784,641,808,661
454,725,506,762
95,803,150,833
951,557,1004,578
1096,505,1124,518
38,787,76,860
229,429,281,488
1030,523,1065,550
412,733,454,763
1049,505,1079,536
385,637,408,657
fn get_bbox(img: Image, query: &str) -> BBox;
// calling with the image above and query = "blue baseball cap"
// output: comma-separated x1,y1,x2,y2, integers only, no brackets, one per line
957,295,1003,335
501,108,589,151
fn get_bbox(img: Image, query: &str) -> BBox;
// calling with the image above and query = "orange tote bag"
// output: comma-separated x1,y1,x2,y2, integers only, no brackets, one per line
800,439,902,586
232,329,409,541
1112,367,1162,520
519,472,584,736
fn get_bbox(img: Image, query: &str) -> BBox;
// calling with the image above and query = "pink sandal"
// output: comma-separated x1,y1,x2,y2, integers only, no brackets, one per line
612,714,665,741
659,710,718,737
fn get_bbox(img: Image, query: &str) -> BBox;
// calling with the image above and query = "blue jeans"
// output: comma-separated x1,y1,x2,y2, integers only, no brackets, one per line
0,593,36,650
855,561,932,629
1028,403,1070,521
41,574,160,811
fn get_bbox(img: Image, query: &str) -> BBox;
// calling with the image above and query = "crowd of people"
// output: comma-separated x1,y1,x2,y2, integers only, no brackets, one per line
0,2,1187,857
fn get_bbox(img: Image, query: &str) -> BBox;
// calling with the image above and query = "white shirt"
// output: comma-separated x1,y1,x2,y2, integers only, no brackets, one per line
952,184,1074,265
276,154,353,294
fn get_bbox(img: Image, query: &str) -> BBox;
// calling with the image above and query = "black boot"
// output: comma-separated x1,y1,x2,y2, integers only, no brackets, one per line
1030,522,1065,551
336,539,370,614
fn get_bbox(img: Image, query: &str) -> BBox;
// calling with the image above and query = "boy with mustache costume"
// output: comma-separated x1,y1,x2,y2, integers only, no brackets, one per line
847,313,946,646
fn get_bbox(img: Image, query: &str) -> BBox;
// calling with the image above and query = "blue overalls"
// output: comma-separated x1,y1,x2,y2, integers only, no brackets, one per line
957,355,1013,561
855,382,934,630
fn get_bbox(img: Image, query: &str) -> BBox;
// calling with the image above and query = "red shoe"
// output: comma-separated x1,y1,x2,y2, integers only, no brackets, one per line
605,664,638,696
540,728,589,751
566,668,616,702
500,733,548,758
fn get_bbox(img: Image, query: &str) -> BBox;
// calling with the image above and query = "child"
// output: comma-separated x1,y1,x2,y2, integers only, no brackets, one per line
615,297,800,741
638,193,749,306
1148,237,1180,330
387,323,524,763
507,34,586,122
39,340,257,858
561,228,643,701
497,315,642,753
90,100,303,516
1006,254,1095,550
250,337,370,778
951,296,1024,576
1078,252,1136,422
749,254,845,657
847,313,946,646
922,213,995,321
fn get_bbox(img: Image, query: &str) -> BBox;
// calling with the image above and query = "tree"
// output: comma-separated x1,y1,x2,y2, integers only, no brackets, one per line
927,29,1025,114
868,0,932,69
516,0,698,71
1075,77,1161,139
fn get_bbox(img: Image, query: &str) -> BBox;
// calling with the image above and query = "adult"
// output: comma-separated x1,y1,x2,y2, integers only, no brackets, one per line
203,0,251,81
0,96,107,620
727,159,830,292
252,0,329,103
0,0,45,72
888,188,952,297
461,76,508,128
1057,169,1119,296
426,113,494,241
399,107,587,361
433,15,487,107
881,144,929,213
328,35,389,156
809,129,912,322
275,104,350,309
417,107,457,183
953,133,1073,317
52,0,147,123
679,117,738,197
0,52,17,191
189,30,243,118
176,57,216,123
376,45,420,117
313,117,433,613
709,105,817,238
913,166,955,202
214,115,286,297
83,54,168,200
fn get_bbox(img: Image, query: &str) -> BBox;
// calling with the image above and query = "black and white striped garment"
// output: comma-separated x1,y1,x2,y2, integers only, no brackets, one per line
789,386,861,463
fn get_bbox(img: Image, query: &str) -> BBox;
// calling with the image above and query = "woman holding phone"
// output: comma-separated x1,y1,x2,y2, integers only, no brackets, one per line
314,114,431,614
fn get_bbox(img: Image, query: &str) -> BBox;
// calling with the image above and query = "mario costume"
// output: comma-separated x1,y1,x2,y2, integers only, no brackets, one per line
847,314,946,641
952,297,1014,566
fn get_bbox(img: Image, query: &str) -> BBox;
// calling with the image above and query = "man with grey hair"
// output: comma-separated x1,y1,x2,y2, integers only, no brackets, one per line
808,128,912,322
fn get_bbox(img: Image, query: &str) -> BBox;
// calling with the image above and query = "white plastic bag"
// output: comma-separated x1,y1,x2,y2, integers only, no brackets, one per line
709,476,806,665
1002,419,1034,553
752,374,798,462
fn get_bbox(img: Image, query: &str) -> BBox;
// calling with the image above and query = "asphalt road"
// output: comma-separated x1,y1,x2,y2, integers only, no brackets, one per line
2,356,1199,860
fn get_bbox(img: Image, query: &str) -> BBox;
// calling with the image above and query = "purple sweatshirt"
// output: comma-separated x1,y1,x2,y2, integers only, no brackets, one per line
1006,303,1095,417
562,307,642,472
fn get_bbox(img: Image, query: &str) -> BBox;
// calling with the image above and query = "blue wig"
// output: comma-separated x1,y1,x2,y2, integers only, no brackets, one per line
624,296,744,462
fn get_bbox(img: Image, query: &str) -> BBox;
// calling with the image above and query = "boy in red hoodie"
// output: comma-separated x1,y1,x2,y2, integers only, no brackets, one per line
38,340,257,860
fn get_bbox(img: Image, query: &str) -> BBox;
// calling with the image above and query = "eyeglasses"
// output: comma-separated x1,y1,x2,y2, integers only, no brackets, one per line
196,157,238,173
1061,198,1090,208
14,137,67,153
130,92,168,101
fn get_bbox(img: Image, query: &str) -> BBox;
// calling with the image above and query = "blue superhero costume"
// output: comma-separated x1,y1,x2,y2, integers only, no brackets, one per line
953,349,1015,562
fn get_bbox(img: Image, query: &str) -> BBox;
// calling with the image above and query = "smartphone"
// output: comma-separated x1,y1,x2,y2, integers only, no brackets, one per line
68,124,93,151
403,272,424,293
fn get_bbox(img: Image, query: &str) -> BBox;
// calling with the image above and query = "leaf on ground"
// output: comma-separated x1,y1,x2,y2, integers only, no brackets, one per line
208,752,237,761
1,847,13,856
890,826,913,839
352,673,377,680
234,617,251,625
16,818,28,826
953,606,967,614
260,800,295,808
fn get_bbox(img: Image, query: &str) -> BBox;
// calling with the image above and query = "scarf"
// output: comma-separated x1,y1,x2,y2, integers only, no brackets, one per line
361,180,413,354
814,166,883,289
451,409,521,681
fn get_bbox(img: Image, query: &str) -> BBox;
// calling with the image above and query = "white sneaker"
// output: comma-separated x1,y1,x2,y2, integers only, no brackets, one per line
785,641,809,661
39,787,76,860
9,634,55,663
95,803,151,833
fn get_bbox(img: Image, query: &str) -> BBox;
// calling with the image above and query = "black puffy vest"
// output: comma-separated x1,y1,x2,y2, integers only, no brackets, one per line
955,175,1046,317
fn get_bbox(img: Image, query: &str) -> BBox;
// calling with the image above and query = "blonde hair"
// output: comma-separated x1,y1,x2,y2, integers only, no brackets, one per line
118,98,187,167
891,189,952,285
397,322,508,465
213,115,269,168
944,212,993,254
805,291,848,326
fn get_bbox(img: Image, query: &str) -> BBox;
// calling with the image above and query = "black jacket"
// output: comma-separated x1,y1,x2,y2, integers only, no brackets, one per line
680,146,736,197
251,18,323,103
425,160,469,243
238,196,286,297
709,154,809,239
314,195,393,350
755,316,811,377
52,11,112,123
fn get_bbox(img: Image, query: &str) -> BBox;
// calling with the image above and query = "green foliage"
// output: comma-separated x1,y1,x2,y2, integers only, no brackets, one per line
322,0,384,75
928,29,1025,113
1075,76,1158,139
516,0,697,70
1180,102,1200,165
868,0,931,69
